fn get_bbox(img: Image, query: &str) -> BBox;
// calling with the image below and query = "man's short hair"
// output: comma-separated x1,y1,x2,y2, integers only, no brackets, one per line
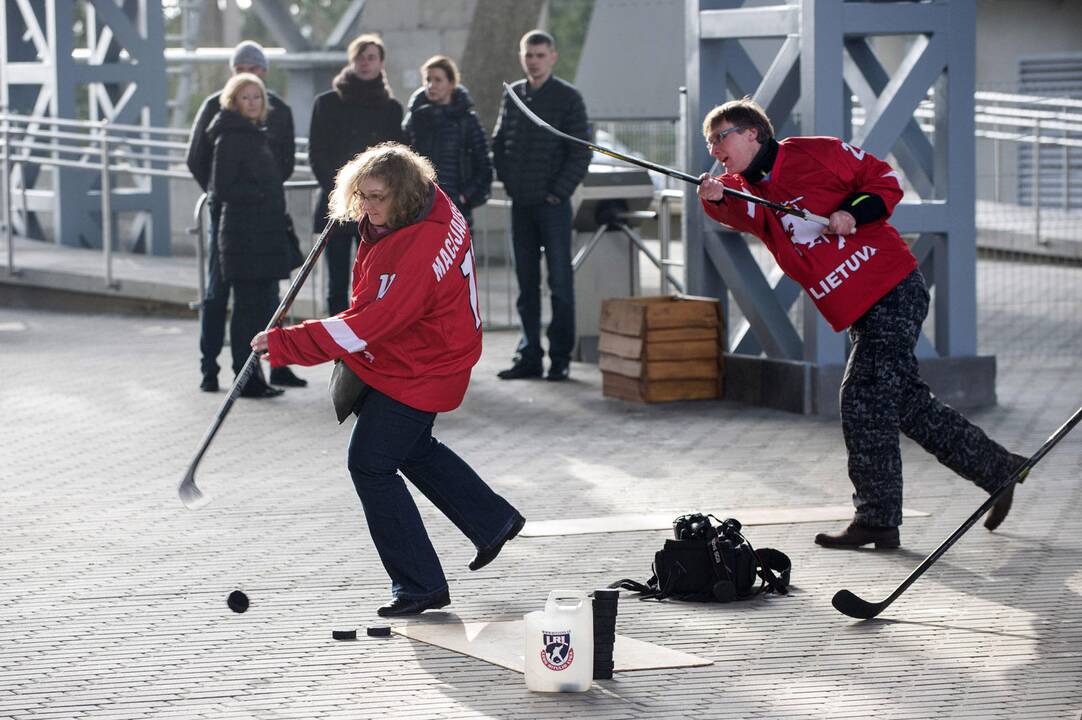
520,30,555,50
348,33,386,63
702,97,775,144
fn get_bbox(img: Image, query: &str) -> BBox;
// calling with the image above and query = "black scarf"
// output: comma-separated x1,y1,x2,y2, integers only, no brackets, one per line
740,137,780,184
333,67,394,104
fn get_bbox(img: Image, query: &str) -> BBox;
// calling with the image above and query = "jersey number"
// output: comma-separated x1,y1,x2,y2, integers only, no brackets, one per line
459,248,482,329
840,141,865,161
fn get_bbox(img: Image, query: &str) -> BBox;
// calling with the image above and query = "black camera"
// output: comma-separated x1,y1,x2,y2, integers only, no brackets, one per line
673,513,717,540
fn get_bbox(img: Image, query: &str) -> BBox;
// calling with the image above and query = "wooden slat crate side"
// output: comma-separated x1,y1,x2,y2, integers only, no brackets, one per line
644,299,719,330
598,332,644,360
602,373,719,403
599,299,647,337
599,353,719,381
644,339,718,361
647,327,718,343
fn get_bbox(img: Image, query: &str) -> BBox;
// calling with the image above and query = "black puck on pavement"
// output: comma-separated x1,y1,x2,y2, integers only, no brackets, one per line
366,625,392,637
332,629,358,641
227,590,249,614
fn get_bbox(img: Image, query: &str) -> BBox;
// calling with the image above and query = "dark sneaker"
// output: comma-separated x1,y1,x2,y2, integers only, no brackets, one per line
470,514,526,571
377,589,451,617
985,453,1029,531
815,522,900,549
270,366,308,387
199,374,219,392
546,362,570,381
497,362,543,380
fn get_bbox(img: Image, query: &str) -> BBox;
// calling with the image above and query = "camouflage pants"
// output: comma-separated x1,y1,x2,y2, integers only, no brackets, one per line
839,270,1015,528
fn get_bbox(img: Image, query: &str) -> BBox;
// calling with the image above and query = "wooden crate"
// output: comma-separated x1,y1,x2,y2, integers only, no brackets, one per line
598,295,724,403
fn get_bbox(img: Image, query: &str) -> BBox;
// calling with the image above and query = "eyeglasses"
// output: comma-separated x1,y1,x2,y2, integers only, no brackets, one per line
706,126,746,147
354,190,390,206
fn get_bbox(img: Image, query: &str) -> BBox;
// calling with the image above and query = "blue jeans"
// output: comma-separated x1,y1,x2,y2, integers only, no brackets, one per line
347,389,521,600
199,201,227,377
510,199,575,366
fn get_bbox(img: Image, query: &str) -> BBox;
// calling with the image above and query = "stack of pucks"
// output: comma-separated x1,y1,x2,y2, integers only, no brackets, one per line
592,589,619,679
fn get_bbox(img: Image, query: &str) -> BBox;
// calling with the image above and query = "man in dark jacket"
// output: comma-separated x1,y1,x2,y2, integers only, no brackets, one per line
492,30,591,381
308,33,405,315
185,41,305,392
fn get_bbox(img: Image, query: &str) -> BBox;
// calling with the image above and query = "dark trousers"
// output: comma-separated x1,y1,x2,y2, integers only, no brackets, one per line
199,200,287,380
199,201,228,377
840,269,1016,528
324,227,358,316
229,279,278,375
509,199,575,366
347,389,521,600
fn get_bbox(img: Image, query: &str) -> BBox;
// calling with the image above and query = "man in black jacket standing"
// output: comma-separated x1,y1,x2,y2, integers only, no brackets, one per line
492,30,591,381
308,34,404,315
186,41,305,393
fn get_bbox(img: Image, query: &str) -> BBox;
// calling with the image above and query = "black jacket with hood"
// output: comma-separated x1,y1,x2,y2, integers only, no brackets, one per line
207,109,292,282
308,68,405,234
402,85,493,212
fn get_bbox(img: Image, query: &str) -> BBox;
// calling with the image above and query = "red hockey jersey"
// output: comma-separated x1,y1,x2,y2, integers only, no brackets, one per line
266,186,482,412
700,136,917,331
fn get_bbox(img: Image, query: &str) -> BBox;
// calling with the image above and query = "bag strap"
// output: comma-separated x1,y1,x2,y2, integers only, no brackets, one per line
755,547,791,594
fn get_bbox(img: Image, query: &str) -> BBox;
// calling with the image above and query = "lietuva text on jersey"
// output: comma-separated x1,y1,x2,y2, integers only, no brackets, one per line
700,136,917,332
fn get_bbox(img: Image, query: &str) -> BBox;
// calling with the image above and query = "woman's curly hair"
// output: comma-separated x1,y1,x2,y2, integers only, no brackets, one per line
328,142,436,230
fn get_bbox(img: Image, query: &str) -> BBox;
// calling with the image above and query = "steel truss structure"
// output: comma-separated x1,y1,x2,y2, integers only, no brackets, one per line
683,0,986,414
1,0,170,254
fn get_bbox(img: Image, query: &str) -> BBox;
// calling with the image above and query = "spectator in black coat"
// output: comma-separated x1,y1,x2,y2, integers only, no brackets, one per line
207,73,293,399
309,33,405,315
186,41,305,392
402,55,493,229
492,30,591,382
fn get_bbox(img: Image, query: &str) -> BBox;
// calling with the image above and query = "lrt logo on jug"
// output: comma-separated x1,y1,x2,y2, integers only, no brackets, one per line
541,630,574,671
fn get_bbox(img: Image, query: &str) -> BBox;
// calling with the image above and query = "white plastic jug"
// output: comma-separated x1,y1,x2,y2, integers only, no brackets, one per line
524,590,594,692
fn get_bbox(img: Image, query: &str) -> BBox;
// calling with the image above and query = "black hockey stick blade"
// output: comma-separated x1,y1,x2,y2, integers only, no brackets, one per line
500,83,830,225
177,221,338,510
832,401,1082,619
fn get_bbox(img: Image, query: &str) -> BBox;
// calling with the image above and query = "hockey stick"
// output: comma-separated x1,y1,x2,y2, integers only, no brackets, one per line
501,83,830,226
832,402,1082,619
178,221,338,510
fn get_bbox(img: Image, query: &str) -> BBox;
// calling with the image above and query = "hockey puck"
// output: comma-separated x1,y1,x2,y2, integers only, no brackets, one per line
227,590,249,614
332,629,357,641
366,625,392,637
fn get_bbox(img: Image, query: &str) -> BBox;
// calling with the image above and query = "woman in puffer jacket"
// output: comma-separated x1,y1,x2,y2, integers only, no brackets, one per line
402,55,493,229
207,73,293,398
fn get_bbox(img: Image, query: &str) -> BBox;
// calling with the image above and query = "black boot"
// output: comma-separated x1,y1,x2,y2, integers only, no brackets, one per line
270,366,307,387
469,514,526,571
497,360,542,380
815,522,900,549
546,361,570,382
377,589,451,617
199,374,219,392
985,453,1029,531
239,372,284,399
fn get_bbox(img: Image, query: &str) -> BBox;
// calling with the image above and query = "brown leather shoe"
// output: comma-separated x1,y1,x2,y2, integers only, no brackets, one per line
815,522,900,549
985,453,1029,532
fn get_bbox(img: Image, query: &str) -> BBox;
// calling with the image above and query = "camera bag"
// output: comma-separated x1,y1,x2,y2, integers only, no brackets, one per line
611,515,791,603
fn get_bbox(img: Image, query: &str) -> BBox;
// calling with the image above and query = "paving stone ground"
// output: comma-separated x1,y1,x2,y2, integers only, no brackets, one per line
2,307,1082,719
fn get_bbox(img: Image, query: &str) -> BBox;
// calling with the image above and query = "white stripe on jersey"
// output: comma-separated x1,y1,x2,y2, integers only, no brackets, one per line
882,170,902,186
746,199,756,218
321,317,368,353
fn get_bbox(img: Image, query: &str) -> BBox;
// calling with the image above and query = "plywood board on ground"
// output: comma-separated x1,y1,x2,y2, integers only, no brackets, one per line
519,505,930,537
602,372,718,402
393,619,713,674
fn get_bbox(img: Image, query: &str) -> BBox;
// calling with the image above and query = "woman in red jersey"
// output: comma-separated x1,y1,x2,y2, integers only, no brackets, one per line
252,143,524,616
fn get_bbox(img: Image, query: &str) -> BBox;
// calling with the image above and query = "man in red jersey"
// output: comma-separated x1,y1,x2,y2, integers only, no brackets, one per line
252,144,524,616
697,98,1024,549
